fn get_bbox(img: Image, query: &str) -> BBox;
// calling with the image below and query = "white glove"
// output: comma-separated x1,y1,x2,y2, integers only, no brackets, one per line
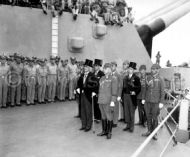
117,97,121,101
76,88,80,94
131,91,136,95
159,103,164,109
74,90,76,94
142,100,145,104
92,92,96,97
110,101,115,107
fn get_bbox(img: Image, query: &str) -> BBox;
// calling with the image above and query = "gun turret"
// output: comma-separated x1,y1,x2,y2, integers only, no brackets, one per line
136,1,190,57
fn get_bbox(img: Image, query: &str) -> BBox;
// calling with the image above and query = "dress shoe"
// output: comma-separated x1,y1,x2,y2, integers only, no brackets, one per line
123,126,130,131
84,128,91,132
112,124,117,128
79,127,85,131
74,115,80,118
142,131,151,137
152,134,158,140
135,122,142,125
129,128,134,133
16,104,22,107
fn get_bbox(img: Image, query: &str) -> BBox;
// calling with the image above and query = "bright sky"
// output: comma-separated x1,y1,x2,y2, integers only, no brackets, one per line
126,0,190,67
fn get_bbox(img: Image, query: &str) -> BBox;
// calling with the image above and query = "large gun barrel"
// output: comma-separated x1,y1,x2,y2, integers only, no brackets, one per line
135,0,190,26
137,1,190,57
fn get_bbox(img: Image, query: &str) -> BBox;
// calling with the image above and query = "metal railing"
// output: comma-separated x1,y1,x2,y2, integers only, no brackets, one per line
131,90,182,157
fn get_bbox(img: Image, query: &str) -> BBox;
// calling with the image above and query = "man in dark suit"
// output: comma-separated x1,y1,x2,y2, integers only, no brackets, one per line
123,62,141,132
76,59,98,132
93,59,105,122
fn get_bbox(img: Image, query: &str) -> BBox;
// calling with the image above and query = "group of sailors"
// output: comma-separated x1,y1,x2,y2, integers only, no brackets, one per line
0,53,80,108
75,58,165,140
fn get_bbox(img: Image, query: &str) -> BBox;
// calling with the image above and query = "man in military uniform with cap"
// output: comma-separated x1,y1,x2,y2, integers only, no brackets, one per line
93,59,105,122
77,59,98,132
10,54,23,107
142,64,165,140
47,56,57,102
0,55,10,108
111,61,123,128
68,57,78,100
123,62,141,132
136,64,147,127
37,59,48,104
97,63,118,139
25,58,37,105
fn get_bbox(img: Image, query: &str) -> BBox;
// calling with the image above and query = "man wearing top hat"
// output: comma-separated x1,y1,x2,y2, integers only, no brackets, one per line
93,59,105,122
77,59,98,132
142,64,165,140
123,62,141,132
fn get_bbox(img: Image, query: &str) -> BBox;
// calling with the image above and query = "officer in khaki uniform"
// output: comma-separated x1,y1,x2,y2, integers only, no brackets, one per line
97,63,118,139
57,60,69,101
37,59,48,104
10,55,23,107
25,58,37,105
47,57,57,102
68,57,78,100
0,55,10,108
142,64,165,140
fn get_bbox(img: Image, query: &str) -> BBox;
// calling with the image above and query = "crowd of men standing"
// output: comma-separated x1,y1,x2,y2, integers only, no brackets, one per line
75,58,165,140
0,54,165,141
0,53,80,108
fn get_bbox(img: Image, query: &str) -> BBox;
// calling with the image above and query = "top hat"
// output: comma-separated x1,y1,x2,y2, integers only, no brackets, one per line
94,59,103,66
128,62,137,70
84,59,93,67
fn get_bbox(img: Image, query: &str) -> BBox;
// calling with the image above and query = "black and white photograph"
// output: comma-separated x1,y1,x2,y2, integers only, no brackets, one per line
0,0,190,156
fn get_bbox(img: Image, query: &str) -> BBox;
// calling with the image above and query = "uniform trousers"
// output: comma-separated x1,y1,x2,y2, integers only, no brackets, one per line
81,92,92,129
59,77,67,100
113,101,119,124
123,94,136,129
47,75,57,102
38,77,47,103
11,84,21,106
69,75,77,99
144,102,159,131
99,103,113,121
0,76,8,107
26,77,36,104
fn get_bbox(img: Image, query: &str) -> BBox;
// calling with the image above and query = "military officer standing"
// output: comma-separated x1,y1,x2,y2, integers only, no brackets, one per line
47,57,57,102
0,55,10,108
68,57,78,100
25,58,37,105
77,59,98,132
57,60,69,101
10,55,23,107
93,59,104,122
37,59,48,104
111,61,122,128
142,64,165,140
123,62,141,132
97,63,118,139
136,65,147,127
